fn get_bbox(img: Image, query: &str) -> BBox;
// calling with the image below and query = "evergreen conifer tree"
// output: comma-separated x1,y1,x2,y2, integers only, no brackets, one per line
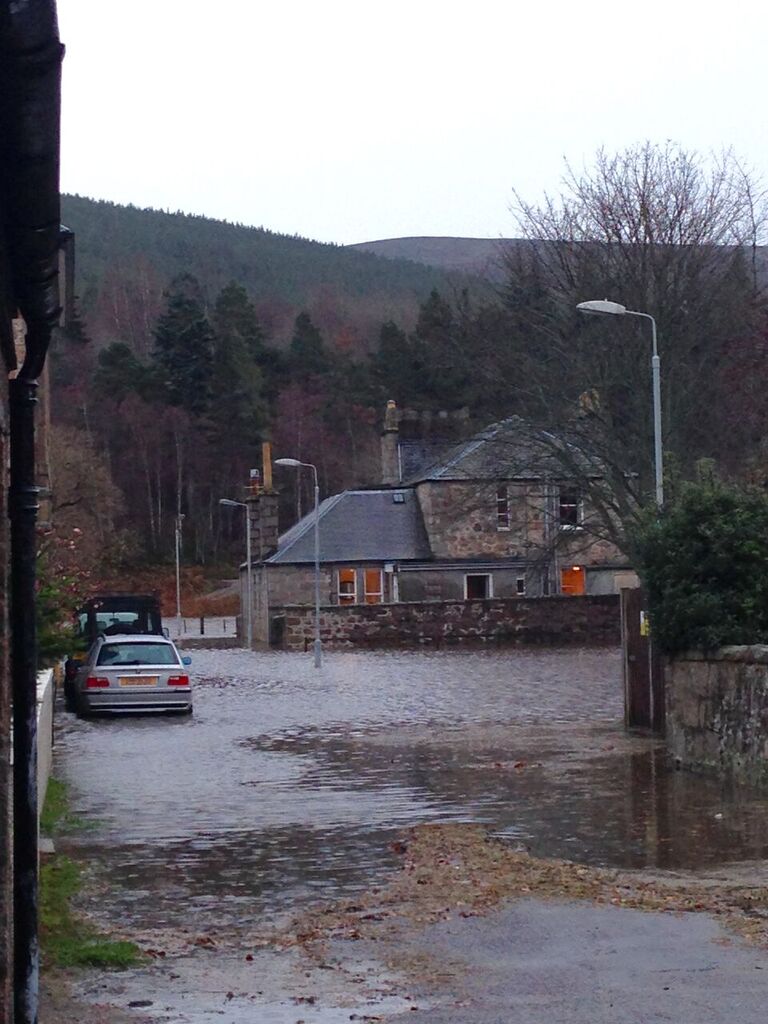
153,274,214,416
372,320,421,406
213,281,284,399
413,289,470,408
289,311,330,381
93,342,155,403
210,283,268,449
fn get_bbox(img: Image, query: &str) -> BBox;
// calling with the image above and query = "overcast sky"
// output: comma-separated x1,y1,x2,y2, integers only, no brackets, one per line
58,0,767,246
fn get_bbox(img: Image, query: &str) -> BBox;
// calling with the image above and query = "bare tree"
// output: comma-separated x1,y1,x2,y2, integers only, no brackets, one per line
464,143,767,547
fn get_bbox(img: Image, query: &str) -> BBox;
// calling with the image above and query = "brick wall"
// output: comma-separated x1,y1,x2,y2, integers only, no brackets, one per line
272,594,620,650
666,648,768,783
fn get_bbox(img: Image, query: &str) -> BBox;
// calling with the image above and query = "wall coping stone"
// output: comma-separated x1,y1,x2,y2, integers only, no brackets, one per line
275,594,620,613
674,645,768,665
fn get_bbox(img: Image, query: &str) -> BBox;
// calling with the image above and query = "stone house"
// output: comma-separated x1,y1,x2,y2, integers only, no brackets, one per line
248,407,636,643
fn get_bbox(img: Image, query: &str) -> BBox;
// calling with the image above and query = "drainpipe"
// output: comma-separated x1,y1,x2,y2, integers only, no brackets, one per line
10,375,41,1024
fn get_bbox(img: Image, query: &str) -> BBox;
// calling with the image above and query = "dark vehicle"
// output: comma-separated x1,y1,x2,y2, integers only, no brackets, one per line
64,593,164,709
76,593,164,643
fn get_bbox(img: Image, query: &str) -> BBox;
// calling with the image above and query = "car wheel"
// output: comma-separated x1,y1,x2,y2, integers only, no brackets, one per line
74,698,90,719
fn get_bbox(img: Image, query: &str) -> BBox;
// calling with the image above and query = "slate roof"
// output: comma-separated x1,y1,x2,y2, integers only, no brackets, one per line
397,439,457,482
267,489,432,564
403,416,600,483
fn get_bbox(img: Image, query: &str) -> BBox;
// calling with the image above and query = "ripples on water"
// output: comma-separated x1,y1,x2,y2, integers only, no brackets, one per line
56,647,768,930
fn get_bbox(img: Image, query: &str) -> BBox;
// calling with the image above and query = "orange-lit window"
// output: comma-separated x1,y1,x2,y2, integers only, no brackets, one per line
560,566,585,596
338,568,357,605
364,569,383,604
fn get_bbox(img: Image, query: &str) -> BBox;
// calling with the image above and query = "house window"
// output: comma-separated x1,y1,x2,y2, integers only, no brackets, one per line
465,573,492,600
496,486,510,530
558,487,582,529
338,568,357,605
560,565,585,596
516,576,526,596
364,569,383,604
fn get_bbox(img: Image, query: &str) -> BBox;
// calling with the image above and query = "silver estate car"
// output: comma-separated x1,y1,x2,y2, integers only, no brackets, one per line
75,634,193,716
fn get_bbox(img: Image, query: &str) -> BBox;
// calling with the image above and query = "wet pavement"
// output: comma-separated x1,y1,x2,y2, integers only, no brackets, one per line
400,899,768,1024
50,646,768,1021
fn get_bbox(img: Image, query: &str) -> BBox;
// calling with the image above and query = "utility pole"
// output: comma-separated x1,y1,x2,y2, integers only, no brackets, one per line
175,513,185,622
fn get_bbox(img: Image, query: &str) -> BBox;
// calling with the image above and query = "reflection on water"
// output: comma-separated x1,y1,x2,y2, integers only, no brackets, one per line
55,648,768,933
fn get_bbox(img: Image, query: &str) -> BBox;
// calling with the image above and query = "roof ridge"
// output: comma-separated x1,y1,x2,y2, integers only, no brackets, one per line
401,415,530,483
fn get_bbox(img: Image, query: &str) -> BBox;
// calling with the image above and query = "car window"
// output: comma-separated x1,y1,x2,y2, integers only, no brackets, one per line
96,611,140,629
95,612,144,636
97,643,179,667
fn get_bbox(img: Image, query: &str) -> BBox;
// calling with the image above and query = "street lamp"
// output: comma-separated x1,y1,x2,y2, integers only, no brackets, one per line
576,299,663,508
219,498,253,649
274,457,322,668
174,513,185,622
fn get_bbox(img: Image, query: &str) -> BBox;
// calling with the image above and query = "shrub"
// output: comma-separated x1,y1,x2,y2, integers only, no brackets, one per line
633,476,768,655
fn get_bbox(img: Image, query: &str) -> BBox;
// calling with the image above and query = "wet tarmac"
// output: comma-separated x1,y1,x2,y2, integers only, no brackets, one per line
55,646,768,940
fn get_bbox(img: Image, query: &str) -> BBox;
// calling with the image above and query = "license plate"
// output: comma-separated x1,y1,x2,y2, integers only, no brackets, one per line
119,675,159,687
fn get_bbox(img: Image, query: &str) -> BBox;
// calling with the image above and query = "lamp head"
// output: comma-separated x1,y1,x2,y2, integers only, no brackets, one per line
274,458,302,468
219,498,243,508
577,299,628,317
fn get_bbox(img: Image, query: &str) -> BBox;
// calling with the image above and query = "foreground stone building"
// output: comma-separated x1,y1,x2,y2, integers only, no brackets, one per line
0,4,65,1017
248,408,636,645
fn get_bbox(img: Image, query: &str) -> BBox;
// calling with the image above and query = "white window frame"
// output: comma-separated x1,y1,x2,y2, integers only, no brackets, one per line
337,567,357,604
516,576,526,596
464,573,493,600
558,486,583,530
496,485,510,531
363,568,384,604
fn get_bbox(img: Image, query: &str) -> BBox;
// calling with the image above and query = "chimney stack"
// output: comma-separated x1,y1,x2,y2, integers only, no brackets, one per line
380,400,400,485
247,442,279,559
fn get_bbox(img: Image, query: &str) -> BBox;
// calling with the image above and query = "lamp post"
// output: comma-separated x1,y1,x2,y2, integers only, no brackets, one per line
576,299,663,508
174,513,185,623
220,498,253,649
275,458,322,668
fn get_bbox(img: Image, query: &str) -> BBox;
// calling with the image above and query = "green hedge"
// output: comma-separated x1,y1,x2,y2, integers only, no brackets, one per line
634,477,768,655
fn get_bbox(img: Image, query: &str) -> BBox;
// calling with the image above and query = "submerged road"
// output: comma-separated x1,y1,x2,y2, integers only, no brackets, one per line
50,647,768,1022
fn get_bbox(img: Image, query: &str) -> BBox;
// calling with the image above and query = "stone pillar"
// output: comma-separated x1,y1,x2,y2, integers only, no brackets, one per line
251,564,271,646
380,399,400,485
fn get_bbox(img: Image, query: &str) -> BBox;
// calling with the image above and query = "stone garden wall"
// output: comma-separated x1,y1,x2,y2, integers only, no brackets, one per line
666,647,768,783
271,594,620,651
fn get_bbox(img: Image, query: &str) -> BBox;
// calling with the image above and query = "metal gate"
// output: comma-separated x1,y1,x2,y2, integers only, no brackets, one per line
621,588,664,734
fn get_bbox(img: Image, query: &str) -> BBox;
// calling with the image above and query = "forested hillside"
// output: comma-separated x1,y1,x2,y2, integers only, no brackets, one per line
60,195,468,355
51,198,490,579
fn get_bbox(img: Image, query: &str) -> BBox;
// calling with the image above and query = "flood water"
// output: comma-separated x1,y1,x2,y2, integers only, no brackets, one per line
55,647,768,935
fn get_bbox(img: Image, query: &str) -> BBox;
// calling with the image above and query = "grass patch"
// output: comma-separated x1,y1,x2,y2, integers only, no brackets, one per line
41,856,142,968
40,780,142,968
40,777,95,834
40,777,68,835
